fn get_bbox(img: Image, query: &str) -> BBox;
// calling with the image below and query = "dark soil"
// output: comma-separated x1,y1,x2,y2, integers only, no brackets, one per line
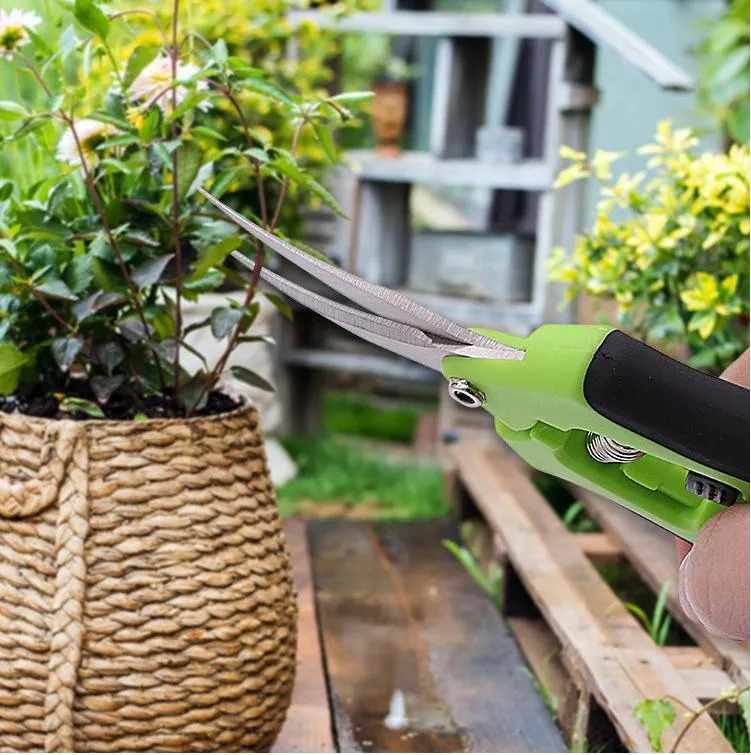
0,382,240,422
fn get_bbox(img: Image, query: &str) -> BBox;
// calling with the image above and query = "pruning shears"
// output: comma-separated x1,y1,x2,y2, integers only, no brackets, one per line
200,188,750,543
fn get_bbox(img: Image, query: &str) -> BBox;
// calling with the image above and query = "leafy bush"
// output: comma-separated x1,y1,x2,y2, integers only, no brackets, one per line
696,0,749,145
548,121,749,373
0,0,371,418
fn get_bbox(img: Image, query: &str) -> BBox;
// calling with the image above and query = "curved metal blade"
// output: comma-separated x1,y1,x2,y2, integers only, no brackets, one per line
235,255,517,370
200,188,524,360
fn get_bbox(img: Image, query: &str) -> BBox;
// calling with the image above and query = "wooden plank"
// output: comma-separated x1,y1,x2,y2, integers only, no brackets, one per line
308,519,566,753
540,0,695,91
574,532,622,564
572,486,750,688
451,443,732,752
287,10,566,38
274,520,335,754
663,646,717,669
346,151,551,191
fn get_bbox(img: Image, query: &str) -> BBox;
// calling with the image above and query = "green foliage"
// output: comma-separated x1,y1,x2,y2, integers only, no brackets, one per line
624,581,672,646
633,699,676,752
634,685,749,752
561,500,597,533
696,0,749,145
548,121,750,374
442,538,503,605
0,0,371,417
276,436,450,520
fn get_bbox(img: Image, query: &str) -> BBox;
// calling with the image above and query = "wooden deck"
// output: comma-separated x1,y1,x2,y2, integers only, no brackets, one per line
447,441,750,753
274,519,567,753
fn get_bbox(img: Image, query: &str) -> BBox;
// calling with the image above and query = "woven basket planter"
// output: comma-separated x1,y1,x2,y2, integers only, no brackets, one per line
0,402,297,753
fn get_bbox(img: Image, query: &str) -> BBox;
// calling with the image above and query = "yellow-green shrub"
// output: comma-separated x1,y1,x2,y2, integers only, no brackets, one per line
548,121,749,373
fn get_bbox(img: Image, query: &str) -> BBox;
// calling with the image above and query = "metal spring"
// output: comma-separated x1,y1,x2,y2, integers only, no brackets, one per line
586,433,645,464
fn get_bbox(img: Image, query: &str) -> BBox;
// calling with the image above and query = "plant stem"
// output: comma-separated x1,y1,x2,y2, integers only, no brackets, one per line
222,86,268,225
186,115,307,415
669,686,748,753
13,50,54,98
169,0,183,407
64,113,168,391
270,116,306,229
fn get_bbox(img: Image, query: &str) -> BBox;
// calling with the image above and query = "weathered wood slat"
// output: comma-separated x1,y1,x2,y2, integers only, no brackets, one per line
540,0,694,91
571,485,750,688
274,520,335,754
308,519,566,753
574,532,622,564
451,443,731,752
287,10,566,38
346,151,552,191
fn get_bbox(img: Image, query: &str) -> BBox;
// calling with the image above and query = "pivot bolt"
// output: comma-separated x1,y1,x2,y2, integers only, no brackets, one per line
448,378,485,409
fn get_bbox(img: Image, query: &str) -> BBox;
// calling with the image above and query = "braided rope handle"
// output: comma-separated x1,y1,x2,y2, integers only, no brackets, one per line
0,422,80,519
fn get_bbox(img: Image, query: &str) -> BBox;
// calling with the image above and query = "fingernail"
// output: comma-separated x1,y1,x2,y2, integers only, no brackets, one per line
678,549,702,626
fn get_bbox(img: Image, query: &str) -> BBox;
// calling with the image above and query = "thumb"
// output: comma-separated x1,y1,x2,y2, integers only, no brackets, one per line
678,504,749,642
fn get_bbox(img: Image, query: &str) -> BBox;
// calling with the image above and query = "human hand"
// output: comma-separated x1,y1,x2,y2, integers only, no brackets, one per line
676,349,749,643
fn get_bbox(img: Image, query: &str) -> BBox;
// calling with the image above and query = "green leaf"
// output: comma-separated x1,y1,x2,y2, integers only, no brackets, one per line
59,396,105,418
0,344,28,396
209,166,244,198
51,336,84,372
210,306,243,339
72,291,126,321
88,109,132,131
91,375,124,402
239,76,295,107
184,268,224,295
193,234,242,278
178,369,209,412
192,126,227,142
633,699,676,752
272,155,347,218
739,688,749,733
328,91,374,106
229,365,275,393
139,106,162,142
226,58,264,78
0,101,28,121
176,142,203,201
165,92,212,125
74,0,109,41
35,279,78,301
124,45,160,89
95,341,124,370
25,27,53,56
313,122,338,163
131,254,174,289
263,291,292,320
212,39,228,64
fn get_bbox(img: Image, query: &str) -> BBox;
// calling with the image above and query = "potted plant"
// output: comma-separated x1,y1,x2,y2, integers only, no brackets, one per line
547,120,749,375
0,1,368,751
369,55,419,157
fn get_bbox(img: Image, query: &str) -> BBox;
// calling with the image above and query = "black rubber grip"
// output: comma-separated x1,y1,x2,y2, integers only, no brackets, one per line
583,331,750,482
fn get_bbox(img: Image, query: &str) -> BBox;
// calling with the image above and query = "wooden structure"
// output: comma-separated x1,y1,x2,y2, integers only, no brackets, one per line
273,519,567,752
445,439,749,752
275,0,696,433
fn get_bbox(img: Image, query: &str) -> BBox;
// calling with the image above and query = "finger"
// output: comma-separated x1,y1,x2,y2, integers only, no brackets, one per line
675,537,692,565
720,349,749,388
678,504,750,642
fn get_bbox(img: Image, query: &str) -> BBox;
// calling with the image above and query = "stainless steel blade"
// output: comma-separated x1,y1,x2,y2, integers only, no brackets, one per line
199,188,524,361
233,254,513,371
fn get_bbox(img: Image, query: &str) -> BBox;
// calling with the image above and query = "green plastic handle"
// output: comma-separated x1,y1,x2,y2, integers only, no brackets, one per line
441,324,749,543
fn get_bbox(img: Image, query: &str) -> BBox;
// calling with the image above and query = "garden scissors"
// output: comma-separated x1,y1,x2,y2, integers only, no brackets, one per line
200,188,750,543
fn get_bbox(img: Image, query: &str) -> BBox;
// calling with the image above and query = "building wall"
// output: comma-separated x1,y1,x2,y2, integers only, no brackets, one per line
585,0,725,223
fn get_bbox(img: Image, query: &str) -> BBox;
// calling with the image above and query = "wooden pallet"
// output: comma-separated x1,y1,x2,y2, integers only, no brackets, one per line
446,441,749,753
273,519,567,753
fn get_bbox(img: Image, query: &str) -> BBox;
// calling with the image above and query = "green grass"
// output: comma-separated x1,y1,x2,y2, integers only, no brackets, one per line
719,713,750,753
321,391,432,444
276,435,449,520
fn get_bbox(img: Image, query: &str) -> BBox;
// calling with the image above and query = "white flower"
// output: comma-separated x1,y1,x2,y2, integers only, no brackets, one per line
127,54,209,113
0,8,42,59
56,119,121,170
